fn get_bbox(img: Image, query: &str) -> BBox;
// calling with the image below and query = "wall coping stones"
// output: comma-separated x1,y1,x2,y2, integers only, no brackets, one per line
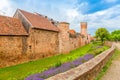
46,45,115,80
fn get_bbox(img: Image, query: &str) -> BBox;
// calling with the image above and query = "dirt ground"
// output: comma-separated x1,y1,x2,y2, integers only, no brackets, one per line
101,53,120,80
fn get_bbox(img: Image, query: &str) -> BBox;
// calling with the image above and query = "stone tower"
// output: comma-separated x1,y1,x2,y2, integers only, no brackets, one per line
80,22,88,46
57,22,70,53
80,22,87,36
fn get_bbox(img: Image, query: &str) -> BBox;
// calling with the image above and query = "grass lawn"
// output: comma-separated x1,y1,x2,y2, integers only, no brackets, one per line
95,49,120,80
0,42,109,80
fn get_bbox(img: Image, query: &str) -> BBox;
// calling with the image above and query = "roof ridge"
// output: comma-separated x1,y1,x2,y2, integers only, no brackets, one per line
18,9,59,32
18,9,32,14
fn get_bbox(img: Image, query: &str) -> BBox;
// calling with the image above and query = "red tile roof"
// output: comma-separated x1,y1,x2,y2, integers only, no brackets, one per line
18,9,59,32
68,29,76,34
0,15,28,36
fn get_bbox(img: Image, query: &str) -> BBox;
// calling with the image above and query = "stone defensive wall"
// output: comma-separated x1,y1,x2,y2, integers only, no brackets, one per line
46,44,115,80
105,41,120,49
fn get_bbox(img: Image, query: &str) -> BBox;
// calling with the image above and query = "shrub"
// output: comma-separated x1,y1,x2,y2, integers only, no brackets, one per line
55,62,62,67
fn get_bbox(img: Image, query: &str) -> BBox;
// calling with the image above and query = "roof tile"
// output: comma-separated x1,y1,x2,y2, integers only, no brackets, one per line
19,9,59,32
69,29,76,34
0,15,28,36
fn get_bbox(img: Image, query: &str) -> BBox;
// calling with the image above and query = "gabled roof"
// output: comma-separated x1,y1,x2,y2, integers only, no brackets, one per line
0,15,28,36
18,9,59,32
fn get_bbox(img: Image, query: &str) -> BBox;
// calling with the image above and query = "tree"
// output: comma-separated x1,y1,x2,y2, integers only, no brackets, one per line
95,28,110,43
110,30,120,41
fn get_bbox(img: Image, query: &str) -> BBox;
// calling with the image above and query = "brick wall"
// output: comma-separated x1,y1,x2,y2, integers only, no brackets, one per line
57,22,91,53
0,36,27,55
0,29,59,68
0,36,28,67
69,36,81,51
27,28,59,57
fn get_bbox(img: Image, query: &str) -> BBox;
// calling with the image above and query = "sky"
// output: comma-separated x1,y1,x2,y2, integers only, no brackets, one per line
0,0,120,35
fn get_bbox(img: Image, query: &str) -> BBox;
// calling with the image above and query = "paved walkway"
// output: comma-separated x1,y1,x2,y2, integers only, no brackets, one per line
101,53,120,80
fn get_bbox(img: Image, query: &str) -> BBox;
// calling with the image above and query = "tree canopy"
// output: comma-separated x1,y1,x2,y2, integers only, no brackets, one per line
110,30,120,41
95,28,110,42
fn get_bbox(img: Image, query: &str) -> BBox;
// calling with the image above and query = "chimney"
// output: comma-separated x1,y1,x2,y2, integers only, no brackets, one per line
80,22,87,36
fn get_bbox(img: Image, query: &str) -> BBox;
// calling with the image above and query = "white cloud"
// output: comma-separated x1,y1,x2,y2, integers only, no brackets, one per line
59,4,120,35
66,9,79,20
0,0,14,16
86,5,120,25
84,5,120,35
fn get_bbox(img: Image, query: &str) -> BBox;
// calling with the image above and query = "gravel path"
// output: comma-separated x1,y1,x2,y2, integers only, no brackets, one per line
101,54,120,80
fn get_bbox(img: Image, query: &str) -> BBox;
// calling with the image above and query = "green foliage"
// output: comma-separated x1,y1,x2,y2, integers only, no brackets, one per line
95,49,120,80
87,42,109,56
95,28,110,43
0,43,109,80
55,61,62,67
109,30,120,41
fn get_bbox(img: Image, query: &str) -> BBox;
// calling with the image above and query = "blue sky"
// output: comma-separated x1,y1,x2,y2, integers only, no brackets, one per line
0,0,120,35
